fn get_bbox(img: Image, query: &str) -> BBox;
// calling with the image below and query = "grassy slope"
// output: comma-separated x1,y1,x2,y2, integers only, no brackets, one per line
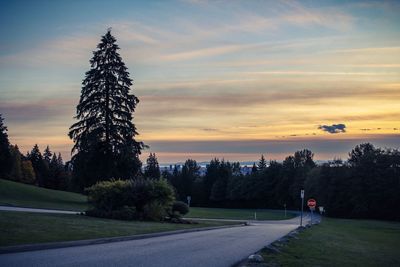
188,207,295,220
0,179,87,211
262,218,400,267
0,211,238,247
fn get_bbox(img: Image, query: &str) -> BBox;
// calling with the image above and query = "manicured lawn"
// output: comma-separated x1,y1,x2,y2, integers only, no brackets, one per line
187,207,295,220
261,218,400,267
0,179,87,211
0,211,238,247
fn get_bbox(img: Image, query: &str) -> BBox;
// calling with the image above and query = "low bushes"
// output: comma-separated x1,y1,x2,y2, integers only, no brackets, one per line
170,201,189,218
86,178,175,221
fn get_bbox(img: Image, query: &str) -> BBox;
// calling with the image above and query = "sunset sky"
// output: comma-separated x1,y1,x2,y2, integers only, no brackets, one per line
1,0,399,163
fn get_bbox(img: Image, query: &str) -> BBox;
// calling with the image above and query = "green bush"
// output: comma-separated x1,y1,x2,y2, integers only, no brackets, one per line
128,178,175,220
86,179,130,212
171,201,189,218
85,178,175,221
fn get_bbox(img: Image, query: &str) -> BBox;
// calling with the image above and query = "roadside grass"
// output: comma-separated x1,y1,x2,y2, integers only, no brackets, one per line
188,207,295,220
0,211,239,247
0,179,87,211
261,217,400,267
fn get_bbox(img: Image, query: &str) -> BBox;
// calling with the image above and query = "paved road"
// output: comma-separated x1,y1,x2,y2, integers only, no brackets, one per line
0,206,79,214
0,216,304,267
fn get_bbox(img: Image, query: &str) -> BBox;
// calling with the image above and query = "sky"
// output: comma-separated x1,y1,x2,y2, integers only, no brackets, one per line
0,0,399,164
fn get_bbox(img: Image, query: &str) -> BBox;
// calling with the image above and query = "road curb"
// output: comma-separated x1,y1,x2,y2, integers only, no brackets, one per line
0,223,245,254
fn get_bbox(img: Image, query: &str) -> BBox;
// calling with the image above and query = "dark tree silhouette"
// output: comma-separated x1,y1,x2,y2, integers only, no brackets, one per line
251,163,257,174
0,114,12,178
257,154,267,171
69,29,144,189
144,153,161,179
0,114,12,177
27,144,47,187
43,145,52,164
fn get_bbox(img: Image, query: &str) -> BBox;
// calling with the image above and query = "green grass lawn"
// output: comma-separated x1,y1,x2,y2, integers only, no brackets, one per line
261,217,400,267
0,211,238,247
0,179,87,211
187,207,295,220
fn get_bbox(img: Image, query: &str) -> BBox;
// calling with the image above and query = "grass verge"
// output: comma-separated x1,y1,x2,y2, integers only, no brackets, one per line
0,211,239,247
261,218,400,267
187,207,295,220
0,179,87,211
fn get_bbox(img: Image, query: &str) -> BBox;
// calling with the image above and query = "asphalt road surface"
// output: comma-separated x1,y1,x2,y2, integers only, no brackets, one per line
0,216,304,267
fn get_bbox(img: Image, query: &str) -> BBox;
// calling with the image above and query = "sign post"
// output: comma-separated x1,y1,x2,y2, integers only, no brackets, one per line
300,190,304,226
187,196,191,207
284,203,287,218
307,198,317,224
319,206,324,222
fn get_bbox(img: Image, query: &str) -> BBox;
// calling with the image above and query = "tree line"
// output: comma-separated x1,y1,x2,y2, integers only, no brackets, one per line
0,115,70,190
156,144,399,221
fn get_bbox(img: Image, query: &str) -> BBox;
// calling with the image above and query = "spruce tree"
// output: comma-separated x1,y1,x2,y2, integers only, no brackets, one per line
144,153,161,179
69,29,144,189
9,145,22,181
28,144,47,187
251,163,257,174
57,152,64,167
0,114,12,177
43,145,52,164
257,154,267,171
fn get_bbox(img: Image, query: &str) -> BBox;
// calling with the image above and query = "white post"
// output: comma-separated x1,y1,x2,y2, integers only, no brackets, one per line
300,190,304,226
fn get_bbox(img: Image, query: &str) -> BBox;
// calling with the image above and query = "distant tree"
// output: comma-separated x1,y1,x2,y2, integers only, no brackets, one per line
204,158,220,203
179,159,200,200
144,153,161,179
43,145,52,164
257,154,267,171
210,160,232,202
251,163,257,174
47,154,59,189
27,144,47,186
20,160,36,184
9,145,22,181
0,114,12,177
57,153,64,166
68,29,144,190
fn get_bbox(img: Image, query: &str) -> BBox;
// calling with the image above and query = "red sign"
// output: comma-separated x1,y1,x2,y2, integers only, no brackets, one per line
307,199,316,208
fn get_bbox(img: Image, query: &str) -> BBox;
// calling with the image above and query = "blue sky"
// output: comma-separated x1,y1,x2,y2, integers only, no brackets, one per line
1,0,399,163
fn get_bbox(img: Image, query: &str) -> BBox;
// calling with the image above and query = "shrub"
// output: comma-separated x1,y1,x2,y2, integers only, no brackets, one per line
85,180,130,212
128,178,175,219
171,201,189,218
85,178,175,221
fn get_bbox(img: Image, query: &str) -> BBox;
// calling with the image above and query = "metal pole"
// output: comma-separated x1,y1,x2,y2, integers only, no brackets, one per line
311,209,313,224
300,196,304,226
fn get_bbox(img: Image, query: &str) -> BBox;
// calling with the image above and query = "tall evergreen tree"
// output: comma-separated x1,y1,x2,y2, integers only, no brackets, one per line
0,114,12,177
43,145,52,164
57,152,64,167
144,153,161,179
179,159,200,200
69,29,144,189
257,154,267,171
251,163,257,174
9,145,22,181
28,144,47,187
